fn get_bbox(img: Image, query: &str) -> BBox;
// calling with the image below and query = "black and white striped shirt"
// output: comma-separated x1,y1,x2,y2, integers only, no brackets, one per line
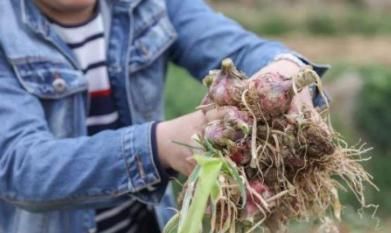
52,11,160,233
52,12,120,135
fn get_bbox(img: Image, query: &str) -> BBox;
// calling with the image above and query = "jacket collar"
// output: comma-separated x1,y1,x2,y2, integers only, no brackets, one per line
19,0,143,37
19,0,51,38
16,0,143,69
18,0,81,68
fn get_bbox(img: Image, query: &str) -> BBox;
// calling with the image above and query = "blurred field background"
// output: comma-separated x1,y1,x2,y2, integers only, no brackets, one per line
164,0,391,232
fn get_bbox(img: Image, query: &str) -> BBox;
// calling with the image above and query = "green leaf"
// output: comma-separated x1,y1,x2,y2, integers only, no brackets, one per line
210,180,220,202
177,165,201,230
193,155,221,166
221,159,247,208
204,139,219,154
163,213,180,233
178,156,224,233
172,140,204,151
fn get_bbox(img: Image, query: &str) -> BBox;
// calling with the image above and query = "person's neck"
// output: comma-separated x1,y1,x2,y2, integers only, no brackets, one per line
34,1,96,26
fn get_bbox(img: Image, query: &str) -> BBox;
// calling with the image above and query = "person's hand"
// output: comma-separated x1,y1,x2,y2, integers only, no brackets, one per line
156,109,226,176
250,59,327,129
251,59,309,113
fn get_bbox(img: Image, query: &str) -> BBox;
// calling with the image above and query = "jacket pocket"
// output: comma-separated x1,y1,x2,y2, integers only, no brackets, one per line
129,0,177,73
128,59,165,120
127,1,177,118
12,209,46,233
11,58,88,99
10,58,89,138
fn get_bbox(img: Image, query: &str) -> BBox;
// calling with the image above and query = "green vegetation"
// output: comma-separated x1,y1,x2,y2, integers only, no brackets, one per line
356,67,391,152
165,65,206,120
351,66,391,218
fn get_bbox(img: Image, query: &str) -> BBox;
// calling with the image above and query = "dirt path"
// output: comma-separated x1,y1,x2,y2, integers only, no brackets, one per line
274,36,391,66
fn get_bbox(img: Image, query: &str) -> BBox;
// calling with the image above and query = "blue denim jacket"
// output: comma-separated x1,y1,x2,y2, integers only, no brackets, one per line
0,0,328,232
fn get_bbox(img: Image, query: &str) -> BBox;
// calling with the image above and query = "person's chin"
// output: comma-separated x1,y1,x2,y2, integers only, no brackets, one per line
51,0,97,12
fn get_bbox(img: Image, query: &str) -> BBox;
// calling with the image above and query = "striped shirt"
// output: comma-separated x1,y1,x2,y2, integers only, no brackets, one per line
52,11,160,233
52,13,120,135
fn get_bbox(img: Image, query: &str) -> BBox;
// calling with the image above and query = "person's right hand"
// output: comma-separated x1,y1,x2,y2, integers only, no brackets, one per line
156,109,226,176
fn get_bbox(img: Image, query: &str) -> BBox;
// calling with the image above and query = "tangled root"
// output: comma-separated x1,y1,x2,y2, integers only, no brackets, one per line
175,59,377,233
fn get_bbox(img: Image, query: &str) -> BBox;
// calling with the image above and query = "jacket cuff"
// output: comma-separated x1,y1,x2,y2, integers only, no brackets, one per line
151,122,178,182
294,53,331,108
122,122,167,203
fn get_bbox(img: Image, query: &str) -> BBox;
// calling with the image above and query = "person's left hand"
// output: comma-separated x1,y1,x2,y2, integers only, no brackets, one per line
250,59,312,114
249,59,328,132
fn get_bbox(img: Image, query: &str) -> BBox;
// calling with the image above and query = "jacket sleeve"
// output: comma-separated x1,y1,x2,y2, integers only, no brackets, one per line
0,53,168,212
166,0,293,79
166,0,330,107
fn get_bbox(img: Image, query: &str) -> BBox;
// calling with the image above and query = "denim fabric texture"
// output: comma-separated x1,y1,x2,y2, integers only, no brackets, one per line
0,0,328,232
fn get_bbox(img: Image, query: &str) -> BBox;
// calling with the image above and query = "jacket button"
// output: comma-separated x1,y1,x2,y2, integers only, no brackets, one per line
52,79,67,93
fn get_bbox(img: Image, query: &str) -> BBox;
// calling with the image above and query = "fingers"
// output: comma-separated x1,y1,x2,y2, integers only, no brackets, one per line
177,157,197,176
311,108,331,136
204,108,225,122
184,157,197,176
250,59,302,80
288,87,314,115
288,86,331,136
192,108,227,132
288,96,301,115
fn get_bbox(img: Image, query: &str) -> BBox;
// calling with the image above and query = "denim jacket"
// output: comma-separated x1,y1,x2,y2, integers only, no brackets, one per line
0,0,328,232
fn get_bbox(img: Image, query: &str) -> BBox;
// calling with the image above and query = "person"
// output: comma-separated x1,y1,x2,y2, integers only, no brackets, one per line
0,0,328,232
